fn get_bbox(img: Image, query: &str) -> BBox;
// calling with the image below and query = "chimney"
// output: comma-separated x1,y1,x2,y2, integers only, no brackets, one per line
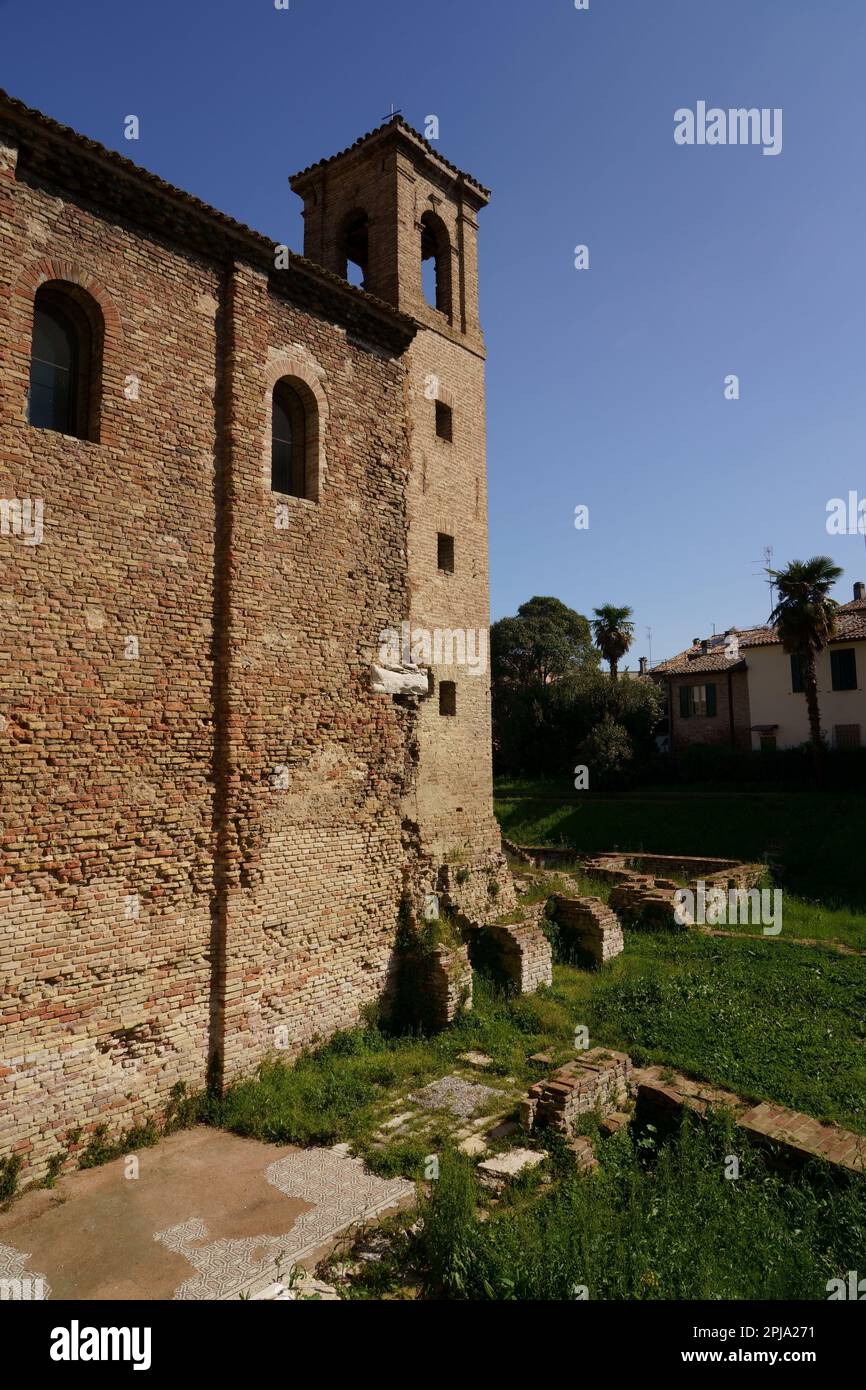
854,581,865,601
639,657,648,675
700,639,709,655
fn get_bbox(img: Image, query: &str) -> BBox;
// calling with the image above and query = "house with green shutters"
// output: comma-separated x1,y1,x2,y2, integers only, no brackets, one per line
652,582,866,754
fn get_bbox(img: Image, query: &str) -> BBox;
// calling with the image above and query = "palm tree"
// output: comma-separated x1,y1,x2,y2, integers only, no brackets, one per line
768,556,841,778
591,605,635,682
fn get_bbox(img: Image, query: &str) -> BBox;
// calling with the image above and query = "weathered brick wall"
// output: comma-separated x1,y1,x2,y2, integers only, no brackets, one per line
215,264,416,1079
397,143,502,868
0,102,509,1180
292,123,506,876
0,132,217,1174
405,329,502,863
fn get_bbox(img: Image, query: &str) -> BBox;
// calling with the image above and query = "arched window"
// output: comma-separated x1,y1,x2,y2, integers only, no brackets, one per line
420,211,452,317
340,210,369,289
271,378,312,498
28,282,101,440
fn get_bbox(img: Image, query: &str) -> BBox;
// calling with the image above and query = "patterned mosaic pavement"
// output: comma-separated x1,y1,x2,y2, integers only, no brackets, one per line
0,1128,414,1301
158,1147,413,1300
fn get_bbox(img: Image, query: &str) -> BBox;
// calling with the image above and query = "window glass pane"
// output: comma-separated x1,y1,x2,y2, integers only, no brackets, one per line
29,357,72,432
33,304,75,372
271,439,293,494
271,382,309,499
271,392,294,493
29,300,78,434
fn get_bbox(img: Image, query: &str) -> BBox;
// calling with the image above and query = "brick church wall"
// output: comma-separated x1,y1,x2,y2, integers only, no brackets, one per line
0,96,509,1182
214,266,415,1079
0,130,219,1173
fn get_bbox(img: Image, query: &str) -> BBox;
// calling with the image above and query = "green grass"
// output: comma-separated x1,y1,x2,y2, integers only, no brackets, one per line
342,1115,866,1301
733,895,866,953
506,867,613,907
574,932,866,1131
213,986,573,1155
214,920,866,1153
496,786,866,911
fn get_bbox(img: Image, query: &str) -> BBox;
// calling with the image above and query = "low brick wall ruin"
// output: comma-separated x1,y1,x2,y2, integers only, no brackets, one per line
521,1048,633,1133
384,937,473,1033
549,895,624,964
608,881,685,928
582,853,764,929
465,914,552,995
634,1065,866,1176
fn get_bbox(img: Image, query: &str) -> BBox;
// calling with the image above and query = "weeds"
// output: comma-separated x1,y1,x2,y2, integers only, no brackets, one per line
386,1111,866,1301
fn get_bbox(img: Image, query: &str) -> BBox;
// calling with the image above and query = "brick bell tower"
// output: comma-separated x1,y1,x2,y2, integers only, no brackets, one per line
290,117,512,906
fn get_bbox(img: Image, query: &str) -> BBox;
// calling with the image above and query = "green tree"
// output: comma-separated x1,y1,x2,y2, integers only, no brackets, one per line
768,556,842,779
579,716,634,790
591,605,635,682
491,596,597,687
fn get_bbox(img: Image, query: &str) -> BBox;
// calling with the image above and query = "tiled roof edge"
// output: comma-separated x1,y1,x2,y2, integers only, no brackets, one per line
0,87,418,339
288,114,491,202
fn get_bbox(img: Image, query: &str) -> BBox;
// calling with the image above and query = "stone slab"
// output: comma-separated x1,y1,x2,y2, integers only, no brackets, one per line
477,1148,545,1187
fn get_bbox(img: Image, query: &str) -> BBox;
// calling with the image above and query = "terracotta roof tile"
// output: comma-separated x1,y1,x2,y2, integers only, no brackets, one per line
288,114,490,201
652,651,746,675
656,604,866,673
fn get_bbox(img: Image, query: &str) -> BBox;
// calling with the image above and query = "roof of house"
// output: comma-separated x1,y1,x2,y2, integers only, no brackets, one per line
739,594,866,647
652,591,866,675
651,647,747,676
0,87,418,349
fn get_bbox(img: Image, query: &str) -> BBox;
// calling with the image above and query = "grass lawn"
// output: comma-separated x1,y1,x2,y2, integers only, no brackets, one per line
495,784,866,912
576,932,866,1131
733,895,866,954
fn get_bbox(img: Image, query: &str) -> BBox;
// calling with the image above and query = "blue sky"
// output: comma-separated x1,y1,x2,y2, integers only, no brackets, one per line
4,0,866,666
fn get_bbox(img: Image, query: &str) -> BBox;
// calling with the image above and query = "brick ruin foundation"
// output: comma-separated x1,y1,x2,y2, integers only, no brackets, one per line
464,918,553,997
518,1050,866,1179
548,895,624,965
520,1049,634,1133
583,853,764,929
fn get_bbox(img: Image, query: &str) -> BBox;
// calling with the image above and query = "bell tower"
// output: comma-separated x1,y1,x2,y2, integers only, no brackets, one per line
291,120,505,873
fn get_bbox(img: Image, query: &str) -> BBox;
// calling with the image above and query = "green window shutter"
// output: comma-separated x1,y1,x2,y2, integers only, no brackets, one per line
679,686,690,719
831,649,857,691
706,682,717,717
790,654,803,693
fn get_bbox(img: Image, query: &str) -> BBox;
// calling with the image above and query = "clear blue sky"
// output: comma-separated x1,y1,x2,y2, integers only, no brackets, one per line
4,0,866,666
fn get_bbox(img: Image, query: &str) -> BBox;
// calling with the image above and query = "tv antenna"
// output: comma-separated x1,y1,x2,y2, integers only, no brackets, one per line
764,545,775,611
753,544,775,615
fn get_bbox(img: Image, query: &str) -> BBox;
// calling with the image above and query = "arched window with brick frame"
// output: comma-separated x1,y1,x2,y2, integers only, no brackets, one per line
28,281,104,441
420,210,452,317
271,376,318,500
